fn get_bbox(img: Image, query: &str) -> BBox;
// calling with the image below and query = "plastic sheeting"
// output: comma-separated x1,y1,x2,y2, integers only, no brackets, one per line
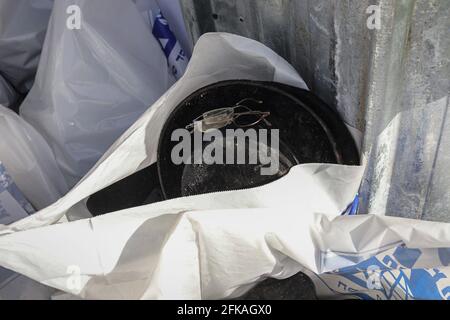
0,33,449,300
134,0,193,56
134,0,190,79
1,32,309,233
0,0,53,94
0,106,68,211
20,0,176,187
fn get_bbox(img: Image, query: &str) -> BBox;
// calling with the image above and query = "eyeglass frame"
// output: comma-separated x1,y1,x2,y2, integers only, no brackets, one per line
185,98,272,133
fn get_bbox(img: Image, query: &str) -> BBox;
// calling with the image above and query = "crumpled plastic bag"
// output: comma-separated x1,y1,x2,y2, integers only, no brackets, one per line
133,0,190,79
20,0,175,187
4,32,309,233
313,242,450,300
0,0,53,94
0,33,448,300
133,0,192,56
0,106,68,211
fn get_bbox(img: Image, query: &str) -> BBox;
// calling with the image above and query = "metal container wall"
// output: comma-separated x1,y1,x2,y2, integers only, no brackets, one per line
180,0,450,221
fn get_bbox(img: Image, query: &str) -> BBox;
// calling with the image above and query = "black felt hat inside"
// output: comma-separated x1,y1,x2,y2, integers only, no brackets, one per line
157,80,359,200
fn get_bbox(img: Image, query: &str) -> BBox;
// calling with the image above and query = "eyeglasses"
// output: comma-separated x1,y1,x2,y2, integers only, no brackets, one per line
186,98,272,133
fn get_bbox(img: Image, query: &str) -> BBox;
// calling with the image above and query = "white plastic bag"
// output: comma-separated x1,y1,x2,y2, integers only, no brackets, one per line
5,32,309,233
134,0,190,79
0,0,53,94
146,0,193,55
133,0,192,54
0,106,68,211
20,0,175,187
0,103,61,300
1,33,448,300
0,33,324,299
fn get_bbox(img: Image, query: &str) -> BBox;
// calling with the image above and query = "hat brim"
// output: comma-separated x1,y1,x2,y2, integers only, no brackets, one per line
157,80,359,200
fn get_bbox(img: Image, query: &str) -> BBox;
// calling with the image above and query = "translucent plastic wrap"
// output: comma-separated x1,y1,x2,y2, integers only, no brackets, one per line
0,0,53,94
0,106,68,210
1,33,448,300
20,0,175,186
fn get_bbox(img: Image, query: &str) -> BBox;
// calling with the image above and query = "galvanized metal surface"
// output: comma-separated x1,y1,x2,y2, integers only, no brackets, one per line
180,0,450,221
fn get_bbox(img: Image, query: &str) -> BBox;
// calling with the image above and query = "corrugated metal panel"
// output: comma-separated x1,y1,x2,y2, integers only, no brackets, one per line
180,0,450,221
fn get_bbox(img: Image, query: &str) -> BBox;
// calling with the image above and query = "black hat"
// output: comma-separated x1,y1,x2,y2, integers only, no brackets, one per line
157,80,359,200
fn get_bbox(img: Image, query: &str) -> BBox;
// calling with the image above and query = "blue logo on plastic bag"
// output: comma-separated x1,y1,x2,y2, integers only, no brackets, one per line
152,11,188,79
323,246,450,300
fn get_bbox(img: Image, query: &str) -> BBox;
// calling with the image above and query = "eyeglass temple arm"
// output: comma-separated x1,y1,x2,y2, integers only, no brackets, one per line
235,98,263,106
